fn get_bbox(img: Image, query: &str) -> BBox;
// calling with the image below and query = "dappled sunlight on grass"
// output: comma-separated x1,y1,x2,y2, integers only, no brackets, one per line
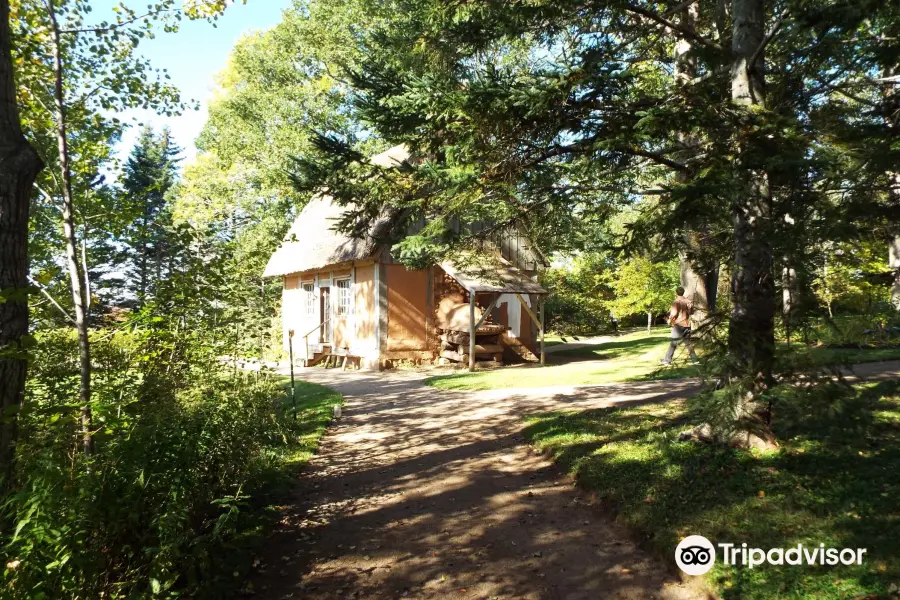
523,381,900,599
426,328,701,390
426,327,900,391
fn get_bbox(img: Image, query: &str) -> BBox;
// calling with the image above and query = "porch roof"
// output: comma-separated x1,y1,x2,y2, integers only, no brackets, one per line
440,257,548,295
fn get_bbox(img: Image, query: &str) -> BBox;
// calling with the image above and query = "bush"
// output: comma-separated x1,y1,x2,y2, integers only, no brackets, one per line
796,310,900,348
542,255,613,335
1,328,312,599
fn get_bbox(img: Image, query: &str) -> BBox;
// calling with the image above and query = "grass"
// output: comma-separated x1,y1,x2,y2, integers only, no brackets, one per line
207,377,341,598
523,380,900,599
426,328,699,391
425,327,900,392
277,378,344,466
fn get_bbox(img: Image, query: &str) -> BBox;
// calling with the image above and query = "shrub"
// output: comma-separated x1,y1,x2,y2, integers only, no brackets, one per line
2,328,303,599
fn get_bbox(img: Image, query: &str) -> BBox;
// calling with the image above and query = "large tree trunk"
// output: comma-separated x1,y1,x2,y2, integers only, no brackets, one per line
47,0,92,455
674,3,719,323
728,1,774,355
728,0,775,379
0,0,44,478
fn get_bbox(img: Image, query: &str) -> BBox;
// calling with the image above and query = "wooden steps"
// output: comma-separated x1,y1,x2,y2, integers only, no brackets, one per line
301,346,361,370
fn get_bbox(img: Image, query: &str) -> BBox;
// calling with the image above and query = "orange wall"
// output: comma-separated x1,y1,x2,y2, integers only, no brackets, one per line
355,265,376,345
386,265,428,351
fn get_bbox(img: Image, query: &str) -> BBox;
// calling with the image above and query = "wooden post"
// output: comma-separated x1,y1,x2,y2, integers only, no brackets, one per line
539,296,546,366
288,329,297,420
469,292,476,372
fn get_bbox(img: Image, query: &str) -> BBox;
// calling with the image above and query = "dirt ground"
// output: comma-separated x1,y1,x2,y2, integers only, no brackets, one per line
248,361,900,600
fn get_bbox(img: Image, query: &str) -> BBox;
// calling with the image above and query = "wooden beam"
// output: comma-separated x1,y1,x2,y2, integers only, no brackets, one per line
539,296,546,366
515,293,541,327
473,293,500,331
469,294,476,371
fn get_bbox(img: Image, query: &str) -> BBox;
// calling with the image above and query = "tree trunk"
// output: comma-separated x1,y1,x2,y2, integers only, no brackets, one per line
891,238,900,309
674,3,718,324
647,311,653,334
782,265,798,345
0,0,43,478
47,0,92,455
884,66,900,310
680,254,719,323
727,0,775,381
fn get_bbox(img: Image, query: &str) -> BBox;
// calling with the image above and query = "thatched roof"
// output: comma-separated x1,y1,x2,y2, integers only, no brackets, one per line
263,145,413,278
263,196,381,277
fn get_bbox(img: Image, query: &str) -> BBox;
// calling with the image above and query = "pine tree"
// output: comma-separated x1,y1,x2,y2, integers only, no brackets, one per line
290,0,900,438
115,126,182,307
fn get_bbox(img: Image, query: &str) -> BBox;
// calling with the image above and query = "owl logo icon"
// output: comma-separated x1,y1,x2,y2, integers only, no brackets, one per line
675,535,716,575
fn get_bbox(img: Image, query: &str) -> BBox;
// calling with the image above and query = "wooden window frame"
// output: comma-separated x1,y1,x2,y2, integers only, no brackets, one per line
335,277,352,316
302,281,315,315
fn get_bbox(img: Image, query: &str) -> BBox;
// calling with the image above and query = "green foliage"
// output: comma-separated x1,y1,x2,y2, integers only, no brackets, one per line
542,253,614,335
197,0,383,204
524,380,900,599
604,257,680,323
2,327,340,599
812,240,894,317
103,126,182,306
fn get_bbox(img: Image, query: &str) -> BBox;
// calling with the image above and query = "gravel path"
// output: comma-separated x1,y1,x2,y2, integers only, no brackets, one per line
249,360,900,599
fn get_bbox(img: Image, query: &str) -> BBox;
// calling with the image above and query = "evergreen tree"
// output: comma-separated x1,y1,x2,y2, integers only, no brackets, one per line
290,0,900,438
114,126,182,307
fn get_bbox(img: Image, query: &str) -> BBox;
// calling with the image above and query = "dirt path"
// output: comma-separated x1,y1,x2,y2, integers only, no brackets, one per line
250,361,900,599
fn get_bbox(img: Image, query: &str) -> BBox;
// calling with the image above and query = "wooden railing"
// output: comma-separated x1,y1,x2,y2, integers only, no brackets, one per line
301,317,330,362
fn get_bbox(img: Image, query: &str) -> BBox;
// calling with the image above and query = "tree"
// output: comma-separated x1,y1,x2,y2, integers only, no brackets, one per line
605,257,680,333
288,0,900,439
197,0,382,204
116,126,182,307
0,0,43,478
23,0,241,455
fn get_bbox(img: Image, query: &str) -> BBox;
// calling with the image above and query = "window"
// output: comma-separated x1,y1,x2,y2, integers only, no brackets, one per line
302,283,315,315
335,278,351,316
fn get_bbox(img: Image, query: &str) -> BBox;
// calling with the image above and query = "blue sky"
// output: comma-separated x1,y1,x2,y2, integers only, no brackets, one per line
94,0,294,163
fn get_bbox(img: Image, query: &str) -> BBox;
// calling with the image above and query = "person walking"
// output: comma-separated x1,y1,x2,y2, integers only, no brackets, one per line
661,286,698,365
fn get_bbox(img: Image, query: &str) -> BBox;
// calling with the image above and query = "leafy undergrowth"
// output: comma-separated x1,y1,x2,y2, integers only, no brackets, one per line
3,329,341,600
523,380,900,599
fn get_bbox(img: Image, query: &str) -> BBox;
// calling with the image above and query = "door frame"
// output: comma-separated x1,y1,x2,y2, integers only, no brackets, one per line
319,286,332,344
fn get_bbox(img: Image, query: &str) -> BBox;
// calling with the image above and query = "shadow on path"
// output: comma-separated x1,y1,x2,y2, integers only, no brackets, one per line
249,361,900,599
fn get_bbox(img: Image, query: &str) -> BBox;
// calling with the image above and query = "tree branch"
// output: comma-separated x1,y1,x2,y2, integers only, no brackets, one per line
60,9,176,35
27,275,76,325
662,0,700,18
748,8,789,72
618,146,688,171
621,2,726,53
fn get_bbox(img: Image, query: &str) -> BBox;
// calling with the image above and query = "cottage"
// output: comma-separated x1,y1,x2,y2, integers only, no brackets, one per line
263,146,549,371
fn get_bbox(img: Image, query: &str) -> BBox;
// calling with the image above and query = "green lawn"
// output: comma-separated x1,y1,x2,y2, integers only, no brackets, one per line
278,378,344,465
425,327,900,391
523,380,900,599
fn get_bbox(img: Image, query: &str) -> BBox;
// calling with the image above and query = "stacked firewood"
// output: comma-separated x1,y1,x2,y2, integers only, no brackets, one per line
438,323,506,364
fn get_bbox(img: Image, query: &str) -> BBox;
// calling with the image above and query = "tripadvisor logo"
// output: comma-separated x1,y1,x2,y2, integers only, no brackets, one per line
676,535,716,575
675,535,867,575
